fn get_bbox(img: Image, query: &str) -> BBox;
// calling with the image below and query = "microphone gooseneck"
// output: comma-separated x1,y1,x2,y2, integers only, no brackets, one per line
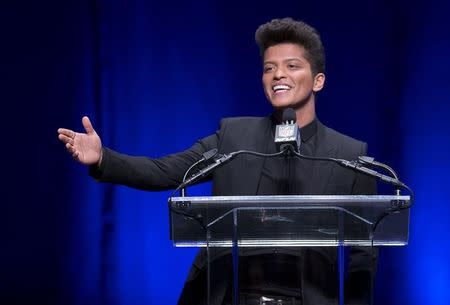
174,111,413,209
180,148,219,197
169,115,413,232
290,149,413,207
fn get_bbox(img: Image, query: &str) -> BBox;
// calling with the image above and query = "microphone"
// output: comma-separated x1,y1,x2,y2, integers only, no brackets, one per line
288,145,409,191
335,159,406,188
274,108,300,153
202,148,219,162
179,148,220,197
357,156,399,180
176,146,290,195
177,153,235,192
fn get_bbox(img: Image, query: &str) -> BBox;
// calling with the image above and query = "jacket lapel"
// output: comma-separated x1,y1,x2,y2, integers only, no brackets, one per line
240,118,339,195
307,121,337,195
240,116,273,195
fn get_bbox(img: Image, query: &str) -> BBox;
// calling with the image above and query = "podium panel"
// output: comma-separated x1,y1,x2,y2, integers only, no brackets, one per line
169,195,410,247
169,195,410,305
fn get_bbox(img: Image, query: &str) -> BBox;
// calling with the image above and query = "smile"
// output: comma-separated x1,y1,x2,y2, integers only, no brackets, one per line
272,84,291,94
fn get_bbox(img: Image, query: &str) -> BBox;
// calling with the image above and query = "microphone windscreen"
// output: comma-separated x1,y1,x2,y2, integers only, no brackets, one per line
202,148,218,161
282,108,297,123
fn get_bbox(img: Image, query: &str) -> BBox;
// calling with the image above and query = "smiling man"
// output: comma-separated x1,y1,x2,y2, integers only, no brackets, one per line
258,19,325,130
262,44,324,127
58,18,376,305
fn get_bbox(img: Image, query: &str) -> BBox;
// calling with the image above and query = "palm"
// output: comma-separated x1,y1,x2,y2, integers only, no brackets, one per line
58,116,102,165
72,131,101,164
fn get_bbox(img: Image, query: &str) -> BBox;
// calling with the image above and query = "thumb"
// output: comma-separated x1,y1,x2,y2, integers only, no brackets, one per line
82,116,95,134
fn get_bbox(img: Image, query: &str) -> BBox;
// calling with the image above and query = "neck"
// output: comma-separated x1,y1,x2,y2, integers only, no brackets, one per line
273,99,316,128
295,100,316,128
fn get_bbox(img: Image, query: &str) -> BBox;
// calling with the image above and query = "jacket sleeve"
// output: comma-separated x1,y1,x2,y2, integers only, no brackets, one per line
88,132,220,191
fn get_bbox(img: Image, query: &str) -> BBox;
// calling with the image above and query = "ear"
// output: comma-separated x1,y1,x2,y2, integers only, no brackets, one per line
313,73,325,92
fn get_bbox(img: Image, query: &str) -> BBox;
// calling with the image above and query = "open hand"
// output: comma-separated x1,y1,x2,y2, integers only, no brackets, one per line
58,116,103,165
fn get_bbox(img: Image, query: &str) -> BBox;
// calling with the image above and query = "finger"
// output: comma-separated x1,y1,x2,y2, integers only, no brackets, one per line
66,143,76,154
72,151,79,160
82,116,95,135
58,128,76,139
58,134,74,145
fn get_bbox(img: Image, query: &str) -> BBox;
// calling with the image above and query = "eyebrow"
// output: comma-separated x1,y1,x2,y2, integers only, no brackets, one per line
264,57,305,65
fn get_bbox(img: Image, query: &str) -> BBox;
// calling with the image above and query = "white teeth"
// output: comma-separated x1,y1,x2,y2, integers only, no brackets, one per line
273,85,290,91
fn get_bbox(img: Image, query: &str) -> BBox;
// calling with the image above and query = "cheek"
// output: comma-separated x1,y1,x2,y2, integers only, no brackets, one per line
295,76,313,89
262,78,271,93
263,87,271,100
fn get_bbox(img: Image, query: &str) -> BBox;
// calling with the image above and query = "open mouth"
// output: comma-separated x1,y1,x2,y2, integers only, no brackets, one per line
272,84,291,94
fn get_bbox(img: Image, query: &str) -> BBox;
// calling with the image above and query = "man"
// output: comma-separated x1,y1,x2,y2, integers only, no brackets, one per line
58,18,376,305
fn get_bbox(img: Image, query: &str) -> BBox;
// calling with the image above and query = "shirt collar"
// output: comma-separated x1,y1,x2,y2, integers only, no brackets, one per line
300,118,318,143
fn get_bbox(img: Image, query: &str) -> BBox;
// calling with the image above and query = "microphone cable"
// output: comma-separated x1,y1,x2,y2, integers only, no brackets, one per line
168,149,287,229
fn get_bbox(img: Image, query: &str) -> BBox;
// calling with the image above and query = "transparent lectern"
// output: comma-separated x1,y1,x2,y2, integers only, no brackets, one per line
169,195,410,305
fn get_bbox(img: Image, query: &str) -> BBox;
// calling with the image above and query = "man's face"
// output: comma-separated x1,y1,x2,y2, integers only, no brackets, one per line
262,43,324,110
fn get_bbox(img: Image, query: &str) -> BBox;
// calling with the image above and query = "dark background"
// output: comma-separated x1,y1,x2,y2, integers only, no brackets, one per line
3,0,450,304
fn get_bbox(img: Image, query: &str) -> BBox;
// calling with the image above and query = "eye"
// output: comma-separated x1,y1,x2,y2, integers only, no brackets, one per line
288,64,299,70
264,66,274,73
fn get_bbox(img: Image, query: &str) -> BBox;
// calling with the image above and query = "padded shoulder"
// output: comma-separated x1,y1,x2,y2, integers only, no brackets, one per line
320,123,368,159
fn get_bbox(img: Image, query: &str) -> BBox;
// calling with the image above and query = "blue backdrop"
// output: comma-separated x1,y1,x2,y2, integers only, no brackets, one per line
3,0,450,304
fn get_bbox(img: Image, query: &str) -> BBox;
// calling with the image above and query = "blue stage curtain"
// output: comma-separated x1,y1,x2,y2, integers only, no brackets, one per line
4,1,449,304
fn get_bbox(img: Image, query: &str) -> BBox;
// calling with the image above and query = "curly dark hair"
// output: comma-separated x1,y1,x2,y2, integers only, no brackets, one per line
255,17,325,76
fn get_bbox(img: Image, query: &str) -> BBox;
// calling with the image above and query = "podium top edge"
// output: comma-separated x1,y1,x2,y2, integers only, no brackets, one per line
169,195,410,203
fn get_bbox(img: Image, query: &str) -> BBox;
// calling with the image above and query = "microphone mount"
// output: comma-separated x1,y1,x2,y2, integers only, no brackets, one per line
290,150,412,201
174,149,287,197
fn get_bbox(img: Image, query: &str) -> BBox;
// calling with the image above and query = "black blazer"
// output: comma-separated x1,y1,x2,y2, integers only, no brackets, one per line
91,116,377,305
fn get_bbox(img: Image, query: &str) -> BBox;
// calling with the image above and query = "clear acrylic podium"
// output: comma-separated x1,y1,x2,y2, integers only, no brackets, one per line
169,195,410,305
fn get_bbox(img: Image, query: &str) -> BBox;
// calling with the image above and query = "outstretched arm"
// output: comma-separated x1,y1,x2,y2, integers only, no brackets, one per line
58,116,222,191
57,116,103,165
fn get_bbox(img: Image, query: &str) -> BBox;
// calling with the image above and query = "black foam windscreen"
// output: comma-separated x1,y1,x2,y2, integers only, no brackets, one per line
282,108,296,123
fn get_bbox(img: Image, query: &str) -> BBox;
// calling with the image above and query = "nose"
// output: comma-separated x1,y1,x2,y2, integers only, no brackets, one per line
273,66,286,79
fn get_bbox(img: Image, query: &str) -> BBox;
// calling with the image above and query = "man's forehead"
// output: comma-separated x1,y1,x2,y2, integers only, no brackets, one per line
263,44,307,64
264,43,305,56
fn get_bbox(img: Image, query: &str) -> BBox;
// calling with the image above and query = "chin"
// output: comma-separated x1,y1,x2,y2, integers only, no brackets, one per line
270,97,311,111
270,100,296,110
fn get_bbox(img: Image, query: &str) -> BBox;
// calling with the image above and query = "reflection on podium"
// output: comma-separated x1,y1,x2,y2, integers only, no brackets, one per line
169,195,410,305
